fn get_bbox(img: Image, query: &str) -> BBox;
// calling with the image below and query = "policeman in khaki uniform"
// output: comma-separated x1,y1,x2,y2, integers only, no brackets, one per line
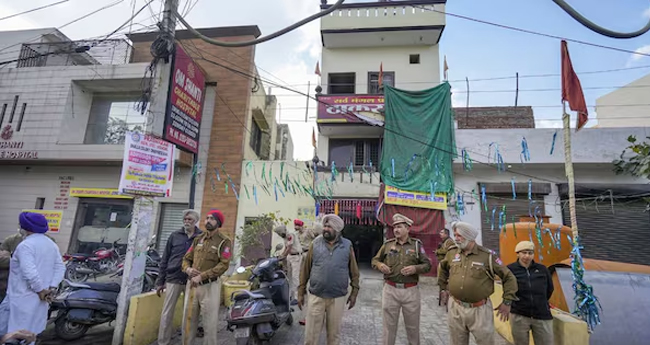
182,209,232,345
438,222,518,345
273,224,303,304
372,213,432,345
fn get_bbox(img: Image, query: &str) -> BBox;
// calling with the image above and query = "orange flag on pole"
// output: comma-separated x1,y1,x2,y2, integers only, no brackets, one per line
561,40,588,131
315,62,321,76
378,62,384,87
312,128,317,148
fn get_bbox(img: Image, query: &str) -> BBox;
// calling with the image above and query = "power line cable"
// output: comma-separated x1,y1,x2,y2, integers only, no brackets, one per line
174,0,347,47
413,4,650,58
0,0,70,22
0,0,125,55
552,0,650,39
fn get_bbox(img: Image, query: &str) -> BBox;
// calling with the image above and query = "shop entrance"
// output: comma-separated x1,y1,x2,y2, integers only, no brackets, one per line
342,224,384,265
68,198,133,254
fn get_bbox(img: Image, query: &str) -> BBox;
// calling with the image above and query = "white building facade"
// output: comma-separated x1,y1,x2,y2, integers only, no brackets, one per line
596,72,650,128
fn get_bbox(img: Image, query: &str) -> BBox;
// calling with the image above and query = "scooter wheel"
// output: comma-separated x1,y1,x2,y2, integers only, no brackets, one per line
54,318,90,341
286,313,293,326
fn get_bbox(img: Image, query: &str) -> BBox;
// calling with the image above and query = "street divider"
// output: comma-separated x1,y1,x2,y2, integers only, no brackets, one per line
490,282,589,345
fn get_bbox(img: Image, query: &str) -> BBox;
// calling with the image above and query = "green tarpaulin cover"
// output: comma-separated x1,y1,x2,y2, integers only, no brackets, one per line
379,82,456,194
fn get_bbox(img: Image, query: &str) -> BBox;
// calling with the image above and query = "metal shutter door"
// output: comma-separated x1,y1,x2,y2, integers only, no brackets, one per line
562,199,650,265
480,196,545,255
157,203,189,251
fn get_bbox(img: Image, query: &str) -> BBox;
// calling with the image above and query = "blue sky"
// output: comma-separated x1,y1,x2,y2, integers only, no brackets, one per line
440,0,650,128
1,0,649,160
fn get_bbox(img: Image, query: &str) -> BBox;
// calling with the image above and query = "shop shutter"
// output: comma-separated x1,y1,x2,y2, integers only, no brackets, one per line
562,199,650,265
480,195,545,255
157,203,189,251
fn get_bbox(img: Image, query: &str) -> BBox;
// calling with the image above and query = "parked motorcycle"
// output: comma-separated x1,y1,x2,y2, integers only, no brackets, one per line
63,239,122,282
111,236,160,293
49,279,120,340
227,244,293,345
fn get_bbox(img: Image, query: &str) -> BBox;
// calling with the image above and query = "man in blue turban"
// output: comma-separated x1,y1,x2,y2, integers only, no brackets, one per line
3,212,65,344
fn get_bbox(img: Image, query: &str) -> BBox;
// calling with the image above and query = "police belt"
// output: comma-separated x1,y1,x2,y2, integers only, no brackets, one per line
385,280,417,289
453,297,488,308
289,252,302,256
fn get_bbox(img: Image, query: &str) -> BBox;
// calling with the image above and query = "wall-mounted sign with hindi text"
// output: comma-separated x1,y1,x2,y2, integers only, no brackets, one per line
384,185,447,210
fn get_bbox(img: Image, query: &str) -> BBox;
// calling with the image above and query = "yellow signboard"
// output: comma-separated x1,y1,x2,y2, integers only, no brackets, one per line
21,210,63,233
69,188,133,199
384,185,448,210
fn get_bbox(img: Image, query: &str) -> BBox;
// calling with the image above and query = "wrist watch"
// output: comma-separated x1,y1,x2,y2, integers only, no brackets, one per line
503,300,512,306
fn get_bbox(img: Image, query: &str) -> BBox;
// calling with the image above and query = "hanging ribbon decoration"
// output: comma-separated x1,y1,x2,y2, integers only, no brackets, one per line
391,158,395,178
429,181,436,201
253,185,258,205
461,148,473,171
498,205,507,235
511,177,517,200
214,168,221,182
490,207,497,231
275,178,285,198
550,131,558,155
481,185,487,212
404,154,417,180
315,202,320,217
280,162,285,180
245,161,253,176
457,194,465,216
244,185,250,200
488,142,506,172
273,181,278,201
331,161,338,182
528,179,533,200
570,237,603,331
521,137,531,163
261,163,267,185
348,162,354,183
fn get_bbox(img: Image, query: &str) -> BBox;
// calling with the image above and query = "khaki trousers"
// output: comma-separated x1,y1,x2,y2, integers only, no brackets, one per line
510,313,554,345
448,298,495,345
304,294,347,345
382,283,421,345
158,283,185,345
182,279,221,345
287,254,302,300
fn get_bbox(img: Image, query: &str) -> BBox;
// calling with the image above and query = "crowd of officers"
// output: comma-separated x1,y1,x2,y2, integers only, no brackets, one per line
152,207,553,345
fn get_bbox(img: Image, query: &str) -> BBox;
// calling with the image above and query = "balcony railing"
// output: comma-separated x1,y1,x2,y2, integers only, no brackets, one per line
17,38,132,68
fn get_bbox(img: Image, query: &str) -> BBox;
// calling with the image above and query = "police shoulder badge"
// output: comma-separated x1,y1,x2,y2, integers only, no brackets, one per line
222,246,231,259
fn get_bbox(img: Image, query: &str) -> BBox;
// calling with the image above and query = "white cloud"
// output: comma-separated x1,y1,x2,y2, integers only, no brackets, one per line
450,87,464,107
627,44,650,66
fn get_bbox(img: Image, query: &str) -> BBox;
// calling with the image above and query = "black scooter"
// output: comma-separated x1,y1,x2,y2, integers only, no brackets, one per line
227,245,293,345
49,279,120,340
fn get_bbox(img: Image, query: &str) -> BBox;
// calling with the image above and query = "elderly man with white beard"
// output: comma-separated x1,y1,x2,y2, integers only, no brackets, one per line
438,222,518,345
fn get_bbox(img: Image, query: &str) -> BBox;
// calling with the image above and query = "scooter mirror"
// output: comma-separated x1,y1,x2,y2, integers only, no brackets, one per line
275,243,284,252
236,266,246,274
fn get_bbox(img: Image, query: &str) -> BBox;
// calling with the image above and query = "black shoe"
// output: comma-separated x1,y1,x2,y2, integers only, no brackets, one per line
197,326,204,338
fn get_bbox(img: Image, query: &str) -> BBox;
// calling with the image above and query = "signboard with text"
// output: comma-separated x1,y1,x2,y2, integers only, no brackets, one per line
164,43,205,154
21,209,63,233
70,188,133,199
316,94,385,126
118,132,174,197
384,185,447,210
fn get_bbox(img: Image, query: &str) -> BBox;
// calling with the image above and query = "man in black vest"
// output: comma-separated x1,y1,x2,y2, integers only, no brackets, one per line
298,214,360,345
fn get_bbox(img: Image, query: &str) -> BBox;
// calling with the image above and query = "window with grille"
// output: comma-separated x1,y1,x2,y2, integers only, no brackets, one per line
328,73,355,94
368,71,394,95
250,120,263,156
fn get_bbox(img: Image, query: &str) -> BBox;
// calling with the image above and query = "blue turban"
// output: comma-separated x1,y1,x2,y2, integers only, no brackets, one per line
19,212,49,233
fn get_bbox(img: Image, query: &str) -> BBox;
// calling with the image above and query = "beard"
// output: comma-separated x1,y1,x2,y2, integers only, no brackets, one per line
322,230,336,241
205,223,216,231
458,239,470,250
183,224,194,233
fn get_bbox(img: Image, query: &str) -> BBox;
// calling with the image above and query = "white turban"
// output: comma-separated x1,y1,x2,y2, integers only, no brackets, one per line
322,214,344,232
454,221,478,241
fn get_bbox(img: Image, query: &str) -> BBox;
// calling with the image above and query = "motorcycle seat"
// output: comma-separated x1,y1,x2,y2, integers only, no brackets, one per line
66,280,121,293
232,289,271,301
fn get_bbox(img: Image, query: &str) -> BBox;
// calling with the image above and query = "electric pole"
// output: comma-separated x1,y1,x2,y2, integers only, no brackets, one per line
112,1,180,344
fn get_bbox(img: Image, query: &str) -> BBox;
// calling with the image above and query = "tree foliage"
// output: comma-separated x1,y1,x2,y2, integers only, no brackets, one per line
104,117,143,144
613,135,650,179
236,212,289,261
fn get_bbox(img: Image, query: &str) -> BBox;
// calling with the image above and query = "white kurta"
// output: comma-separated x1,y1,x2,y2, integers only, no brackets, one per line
7,233,65,337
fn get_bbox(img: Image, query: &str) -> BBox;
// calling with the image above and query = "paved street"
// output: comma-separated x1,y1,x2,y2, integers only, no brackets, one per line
152,264,508,345
35,266,508,345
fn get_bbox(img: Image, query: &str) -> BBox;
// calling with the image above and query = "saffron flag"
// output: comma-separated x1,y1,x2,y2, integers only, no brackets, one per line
315,62,321,76
312,127,317,148
561,40,588,131
379,62,384,87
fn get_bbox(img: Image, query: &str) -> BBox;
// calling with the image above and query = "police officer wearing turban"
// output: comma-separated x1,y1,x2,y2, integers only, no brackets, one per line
372,213,432,345
298,214,360,345
438,222,518,345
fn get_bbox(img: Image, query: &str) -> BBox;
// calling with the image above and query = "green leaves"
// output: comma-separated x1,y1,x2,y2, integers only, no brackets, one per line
613,136,650,179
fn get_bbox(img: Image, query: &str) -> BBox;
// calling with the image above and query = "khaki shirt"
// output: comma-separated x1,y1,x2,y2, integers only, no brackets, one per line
182,230,232,283
435,238,456,263
297,229,314,251
371,237,432,284
298,237,361,301
438,244,518,303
